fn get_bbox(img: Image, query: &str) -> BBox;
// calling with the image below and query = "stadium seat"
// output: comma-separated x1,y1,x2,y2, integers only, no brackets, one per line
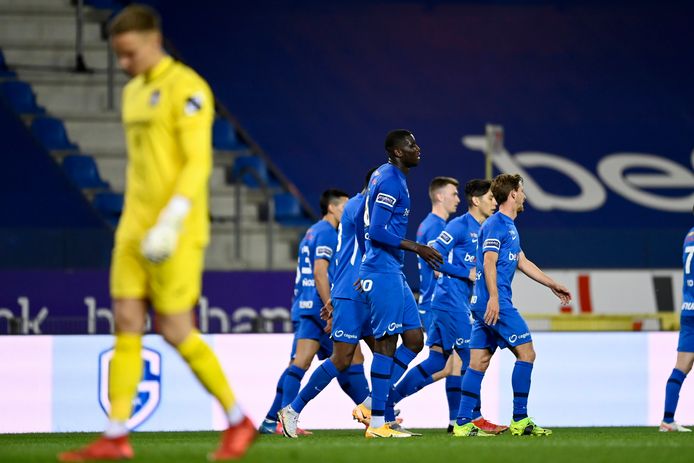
0,50,16,78
30,116,79,152
62,154,110,189
92,192,124,227
213,118,247,151
274,192,311,226
84,0,123,9
0,81,45,115
230,155,270,188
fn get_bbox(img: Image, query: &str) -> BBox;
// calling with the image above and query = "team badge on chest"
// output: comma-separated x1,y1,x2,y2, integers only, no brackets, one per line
149,89,161,107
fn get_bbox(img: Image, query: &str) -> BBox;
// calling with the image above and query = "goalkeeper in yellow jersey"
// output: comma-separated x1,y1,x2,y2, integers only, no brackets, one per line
59,4,255,461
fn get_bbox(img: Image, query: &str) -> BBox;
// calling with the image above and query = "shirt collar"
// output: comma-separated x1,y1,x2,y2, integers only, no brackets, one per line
144,55,174,83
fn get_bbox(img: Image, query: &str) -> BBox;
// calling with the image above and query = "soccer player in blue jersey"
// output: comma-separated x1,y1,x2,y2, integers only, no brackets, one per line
258,261,305,434
278,170,377,438
391,179,506,434
417,177,461,333
659,206,694,432
360,129,443,438
454,173,571,437
259,189,349,435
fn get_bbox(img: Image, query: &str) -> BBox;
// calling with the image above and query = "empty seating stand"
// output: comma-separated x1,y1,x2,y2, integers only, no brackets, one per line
62,154,110,190
30,116,79,152
0,81,45,115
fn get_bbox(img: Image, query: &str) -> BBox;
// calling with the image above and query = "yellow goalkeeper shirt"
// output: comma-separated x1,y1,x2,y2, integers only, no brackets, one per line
116,55,213,247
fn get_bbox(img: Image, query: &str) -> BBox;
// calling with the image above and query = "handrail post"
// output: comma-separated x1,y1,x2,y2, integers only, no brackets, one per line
74,0,89,72
234,180,242,260
266,190,274,270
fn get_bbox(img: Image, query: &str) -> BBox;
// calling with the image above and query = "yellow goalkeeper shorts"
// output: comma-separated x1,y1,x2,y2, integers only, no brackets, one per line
110,237,204,314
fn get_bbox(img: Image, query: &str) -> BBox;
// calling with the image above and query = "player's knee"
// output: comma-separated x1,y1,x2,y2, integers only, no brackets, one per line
114,310,145,334
291,356,312,370
517,347,536,363
331,354,352,372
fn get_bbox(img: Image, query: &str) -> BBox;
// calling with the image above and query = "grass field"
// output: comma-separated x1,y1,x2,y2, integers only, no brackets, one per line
2,428,694,463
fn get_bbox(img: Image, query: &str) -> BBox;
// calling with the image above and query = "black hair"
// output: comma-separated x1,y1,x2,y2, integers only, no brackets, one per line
320,188,349,216
464,178,492,207
384,129,413,156
363,167,378,192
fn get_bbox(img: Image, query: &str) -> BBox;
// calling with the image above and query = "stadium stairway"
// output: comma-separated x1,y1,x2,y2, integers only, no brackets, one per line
0,0,302,270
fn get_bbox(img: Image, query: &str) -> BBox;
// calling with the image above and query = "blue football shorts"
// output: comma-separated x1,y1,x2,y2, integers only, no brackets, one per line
418,301,434,334
469,306,532,351
426,306,472,354
331,297,372,344
677,315,694,353
294,313,333,360
360,271,421,340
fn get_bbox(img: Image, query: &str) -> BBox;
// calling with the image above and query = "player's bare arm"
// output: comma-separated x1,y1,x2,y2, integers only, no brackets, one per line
314,259,333,311
517,252,572,305
401,239,443,268
483,250,500,325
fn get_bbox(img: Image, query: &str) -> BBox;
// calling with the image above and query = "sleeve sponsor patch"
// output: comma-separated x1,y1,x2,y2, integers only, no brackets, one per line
184,91,204,116
437,231,453,245
483,238,501,251
315,246,334,259
375,193,397,208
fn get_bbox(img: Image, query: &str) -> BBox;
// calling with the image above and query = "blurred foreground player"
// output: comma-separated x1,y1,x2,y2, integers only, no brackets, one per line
59,5,254,461
454,174,571,437
659,205,694,432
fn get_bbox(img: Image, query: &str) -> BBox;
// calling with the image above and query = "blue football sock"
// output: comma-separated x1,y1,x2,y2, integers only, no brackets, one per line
512,360,533,421
663,368,687,423
291,359,339,413
281,364,306,408
265,368,288,421
370,353,394,428
384,345,419,422
446,375,462,422
337,364,371,405
394,350,446,401
472,381,482,420
456,368,484,426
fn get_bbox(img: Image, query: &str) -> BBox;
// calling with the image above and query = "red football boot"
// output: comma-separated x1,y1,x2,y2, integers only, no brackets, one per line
58,435,134,462
472,417,509,435
209,416,258,461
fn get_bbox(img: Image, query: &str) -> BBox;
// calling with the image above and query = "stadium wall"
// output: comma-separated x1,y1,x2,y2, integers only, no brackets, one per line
0,269,683,335
1,332,692,432
142,0,694,279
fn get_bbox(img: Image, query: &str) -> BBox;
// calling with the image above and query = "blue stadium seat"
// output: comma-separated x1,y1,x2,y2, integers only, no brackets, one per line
92,192,123,227
0,81,45,115
30,116,79,151
62,154,110,189
231,155,269,188
274,192,311,226
84,0,123,10
0,50,16,78
213,118,247,151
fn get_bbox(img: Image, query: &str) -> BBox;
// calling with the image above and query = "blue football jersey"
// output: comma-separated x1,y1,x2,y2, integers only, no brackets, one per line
682,227,694,316
290,258,302,322
361,163,411,274
471,212,522,312
297,219,338,315
431,212,481,311
416,212,447,305
331,193,366,301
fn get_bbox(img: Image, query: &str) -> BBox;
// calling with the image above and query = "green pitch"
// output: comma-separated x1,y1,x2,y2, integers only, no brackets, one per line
1,428,693,463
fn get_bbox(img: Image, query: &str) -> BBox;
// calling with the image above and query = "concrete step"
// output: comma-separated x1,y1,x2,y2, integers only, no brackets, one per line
206,227,297,270
2,42,110,70
63,117,124,153
0,11,102,43
0,0,71,7
29,72,123,113
17,68,128,87
210,191,259,221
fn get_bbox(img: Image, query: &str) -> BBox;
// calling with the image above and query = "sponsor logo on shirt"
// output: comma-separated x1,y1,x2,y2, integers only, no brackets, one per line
483,238,501,251
683,302,694,311
316,246,334,258
470,232,478,243
464,253,475,263
403,208,410,217
509,229,518,241
299,300,314,309
508,252,519,261
455,337,470,346
387,322,403,332
302,279,315,287
375,193,397,208
508,332,530,343
438,231,454,245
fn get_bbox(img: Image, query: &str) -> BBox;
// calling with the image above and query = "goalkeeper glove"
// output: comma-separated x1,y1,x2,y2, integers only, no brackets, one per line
141,195,191,263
